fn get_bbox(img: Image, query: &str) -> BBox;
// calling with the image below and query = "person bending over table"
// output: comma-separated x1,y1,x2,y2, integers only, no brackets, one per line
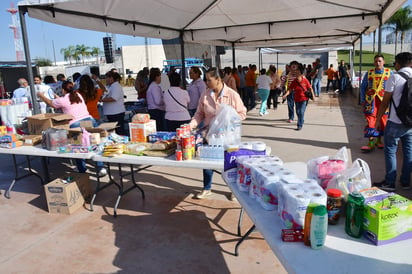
189,67,247,199
37,81,107,177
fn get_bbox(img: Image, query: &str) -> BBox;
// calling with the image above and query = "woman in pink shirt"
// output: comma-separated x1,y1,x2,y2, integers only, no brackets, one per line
37,80,94,127
190,67,247,199
37,81,106,176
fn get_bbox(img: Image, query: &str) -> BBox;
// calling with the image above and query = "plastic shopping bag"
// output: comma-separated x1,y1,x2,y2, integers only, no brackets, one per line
327,158,371,201
307,146,349,188
206,103,242,146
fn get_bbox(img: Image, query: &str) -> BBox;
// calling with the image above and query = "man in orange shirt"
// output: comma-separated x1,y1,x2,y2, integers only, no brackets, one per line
245,64,257,111
325,64,337,92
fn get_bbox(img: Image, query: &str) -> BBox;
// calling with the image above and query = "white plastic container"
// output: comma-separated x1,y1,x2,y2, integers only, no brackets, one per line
310,205,328,249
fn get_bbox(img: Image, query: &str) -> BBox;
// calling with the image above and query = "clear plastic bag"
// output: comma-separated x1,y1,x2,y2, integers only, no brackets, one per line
206,103,242,146
307,146,349,188
326,158,371,201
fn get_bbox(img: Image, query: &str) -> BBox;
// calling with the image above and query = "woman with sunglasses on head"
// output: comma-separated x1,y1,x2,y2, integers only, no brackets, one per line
190,67,247,200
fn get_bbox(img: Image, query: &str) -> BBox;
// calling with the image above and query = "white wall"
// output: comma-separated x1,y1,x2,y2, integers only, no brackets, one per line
121,45,165,75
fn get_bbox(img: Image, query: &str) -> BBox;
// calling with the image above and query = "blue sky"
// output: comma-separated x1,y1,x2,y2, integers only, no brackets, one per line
0,0,411,62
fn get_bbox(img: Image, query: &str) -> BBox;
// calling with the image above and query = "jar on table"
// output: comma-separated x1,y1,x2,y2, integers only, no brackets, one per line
326,188,342,225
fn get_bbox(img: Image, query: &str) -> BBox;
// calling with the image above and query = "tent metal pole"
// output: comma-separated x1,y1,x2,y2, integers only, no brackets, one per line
378,14,382,54
19,6,40,115
358,37,363,105
258,48,261,70
179,31,186,89
232,42,236,68
276,52,279,69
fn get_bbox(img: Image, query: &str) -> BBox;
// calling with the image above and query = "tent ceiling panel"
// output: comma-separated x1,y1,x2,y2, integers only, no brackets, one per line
18,0,406,49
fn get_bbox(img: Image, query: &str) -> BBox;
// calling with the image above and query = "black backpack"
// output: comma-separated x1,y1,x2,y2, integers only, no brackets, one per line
392,72,412,126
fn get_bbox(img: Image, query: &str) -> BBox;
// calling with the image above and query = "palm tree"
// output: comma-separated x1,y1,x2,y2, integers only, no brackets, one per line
90,47,101,64
384,6,412,54
60,47,71,64
75,44,91,64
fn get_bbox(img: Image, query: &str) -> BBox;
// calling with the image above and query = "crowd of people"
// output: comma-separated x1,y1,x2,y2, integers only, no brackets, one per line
9,52,412,198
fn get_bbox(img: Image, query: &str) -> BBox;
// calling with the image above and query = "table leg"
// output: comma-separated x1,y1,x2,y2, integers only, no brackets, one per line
113,164,148,217
90,162,121,211
237,207,244,236
5,155,44,199
234,224,256,256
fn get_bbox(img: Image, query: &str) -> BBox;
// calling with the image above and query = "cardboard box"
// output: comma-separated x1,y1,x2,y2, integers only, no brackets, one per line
129,120,156,142
27,113,73,135
22,135,42,146
44,178,85,214
363,193,412,245
69,122,118,139
70,173,92,201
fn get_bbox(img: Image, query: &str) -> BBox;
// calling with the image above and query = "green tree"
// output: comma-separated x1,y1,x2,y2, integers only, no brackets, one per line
35,58,52,66
91,47,101,63
384,6,412,54
75,44,91,64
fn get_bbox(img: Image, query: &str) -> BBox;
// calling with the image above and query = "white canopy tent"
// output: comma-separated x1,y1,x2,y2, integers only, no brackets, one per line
17,0,406,113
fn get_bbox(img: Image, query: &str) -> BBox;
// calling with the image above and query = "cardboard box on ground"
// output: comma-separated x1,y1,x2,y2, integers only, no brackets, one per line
44,173,92,215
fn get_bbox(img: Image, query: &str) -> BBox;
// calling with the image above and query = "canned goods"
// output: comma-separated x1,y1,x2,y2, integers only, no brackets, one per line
175,149,182,161
181,135,193,149
182,148,192,160
176,128,184,139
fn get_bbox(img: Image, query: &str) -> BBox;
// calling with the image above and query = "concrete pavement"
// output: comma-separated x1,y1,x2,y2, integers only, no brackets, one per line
0,88,410,273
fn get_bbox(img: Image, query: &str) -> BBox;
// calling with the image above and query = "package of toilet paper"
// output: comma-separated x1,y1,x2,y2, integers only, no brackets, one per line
222,142,266,185
277,178,327,229
237,155,283,193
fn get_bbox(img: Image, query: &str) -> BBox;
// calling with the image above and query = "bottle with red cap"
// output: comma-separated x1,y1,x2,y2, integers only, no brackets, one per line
326,188,342,225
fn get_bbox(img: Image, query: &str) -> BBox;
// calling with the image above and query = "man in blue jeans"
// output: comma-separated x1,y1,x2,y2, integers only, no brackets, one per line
373,52,412,191
337,60,350,93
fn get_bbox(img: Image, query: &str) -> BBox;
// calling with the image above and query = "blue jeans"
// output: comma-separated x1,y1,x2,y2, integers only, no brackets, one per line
384,121,412,187
313,78,321,96
257,89,269,114
245,86,256,110
287,91,295,121
339,77,347,92
70,117,104,173
203,169,213,190
295,100,308,129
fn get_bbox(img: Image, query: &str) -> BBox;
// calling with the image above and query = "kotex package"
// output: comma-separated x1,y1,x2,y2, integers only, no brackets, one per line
307,146,349,188
222,141,266,185
237,155,283,192
277,178,326,229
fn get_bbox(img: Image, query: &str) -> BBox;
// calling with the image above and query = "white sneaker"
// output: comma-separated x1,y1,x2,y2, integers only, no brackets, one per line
98,168,107,177
259,112,264,116
194,189,212,199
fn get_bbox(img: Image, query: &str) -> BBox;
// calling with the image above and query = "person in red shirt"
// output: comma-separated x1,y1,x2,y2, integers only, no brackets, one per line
282,64,315,130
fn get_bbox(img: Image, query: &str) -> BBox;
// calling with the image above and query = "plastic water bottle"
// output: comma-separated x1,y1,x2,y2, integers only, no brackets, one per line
209,134,217,145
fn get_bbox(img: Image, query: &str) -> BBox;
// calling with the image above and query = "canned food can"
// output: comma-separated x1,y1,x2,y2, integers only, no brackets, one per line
182,148,192,160
175,149,182,161
176,128,184,139
182,135,193,149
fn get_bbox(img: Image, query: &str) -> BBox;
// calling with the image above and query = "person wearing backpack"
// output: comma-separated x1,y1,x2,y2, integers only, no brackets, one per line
360,54,393,152
373,52,412,191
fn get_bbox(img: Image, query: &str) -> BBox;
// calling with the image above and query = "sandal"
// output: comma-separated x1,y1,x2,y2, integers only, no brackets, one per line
361,139,376,153
376,139,384,149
